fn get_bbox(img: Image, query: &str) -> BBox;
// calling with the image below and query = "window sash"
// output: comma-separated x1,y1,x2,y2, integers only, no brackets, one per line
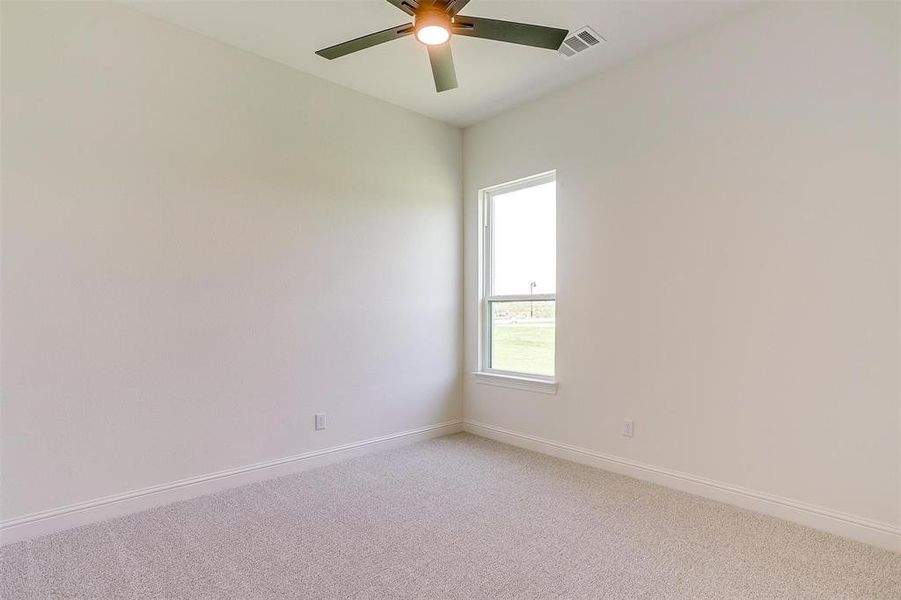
486,293,555,303
487,299,556,377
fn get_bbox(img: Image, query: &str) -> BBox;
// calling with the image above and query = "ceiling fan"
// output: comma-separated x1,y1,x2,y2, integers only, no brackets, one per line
315,0,568,93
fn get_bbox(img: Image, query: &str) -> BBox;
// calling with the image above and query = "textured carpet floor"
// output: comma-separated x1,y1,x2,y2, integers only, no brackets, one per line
2,433,899,599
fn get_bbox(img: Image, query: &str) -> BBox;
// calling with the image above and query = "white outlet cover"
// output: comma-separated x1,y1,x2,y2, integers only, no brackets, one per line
315,413,326,431
623,419,634,438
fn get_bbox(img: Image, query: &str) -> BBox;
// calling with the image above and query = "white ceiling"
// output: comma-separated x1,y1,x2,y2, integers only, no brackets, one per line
129,1,752,127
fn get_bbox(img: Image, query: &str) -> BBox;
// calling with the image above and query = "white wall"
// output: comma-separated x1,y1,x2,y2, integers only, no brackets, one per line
1,1,462,521
464,1,899,533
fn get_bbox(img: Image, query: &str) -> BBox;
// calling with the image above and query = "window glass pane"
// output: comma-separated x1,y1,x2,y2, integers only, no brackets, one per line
490,300,555,377
491,181,556,296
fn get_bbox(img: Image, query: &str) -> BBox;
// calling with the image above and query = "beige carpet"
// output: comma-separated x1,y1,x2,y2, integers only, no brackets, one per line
2,433,899,599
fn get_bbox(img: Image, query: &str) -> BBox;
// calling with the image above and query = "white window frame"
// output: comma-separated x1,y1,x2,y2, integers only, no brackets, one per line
474,171,558,394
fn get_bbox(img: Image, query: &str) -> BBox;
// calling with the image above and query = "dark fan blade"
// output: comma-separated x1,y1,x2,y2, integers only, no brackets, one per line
384,0,419,16
444,0,472,16
427,43,458,92
451,16,567,50
316,24,414,59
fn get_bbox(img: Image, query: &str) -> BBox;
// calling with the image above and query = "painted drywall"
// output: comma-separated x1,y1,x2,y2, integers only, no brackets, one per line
463,2,900,529
1,1,462,521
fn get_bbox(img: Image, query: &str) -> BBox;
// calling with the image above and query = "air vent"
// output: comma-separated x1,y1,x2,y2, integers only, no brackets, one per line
559,26,605,58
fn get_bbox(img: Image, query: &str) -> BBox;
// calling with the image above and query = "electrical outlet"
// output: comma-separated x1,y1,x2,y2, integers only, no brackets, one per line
623,419,634,438
314,413,326,431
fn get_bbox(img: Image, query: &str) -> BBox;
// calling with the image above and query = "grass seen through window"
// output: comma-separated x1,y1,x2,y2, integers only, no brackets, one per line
490,301,555,377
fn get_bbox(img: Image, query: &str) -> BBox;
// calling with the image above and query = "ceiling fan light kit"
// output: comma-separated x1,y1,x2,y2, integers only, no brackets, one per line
315,0,569,93
415,9,452,45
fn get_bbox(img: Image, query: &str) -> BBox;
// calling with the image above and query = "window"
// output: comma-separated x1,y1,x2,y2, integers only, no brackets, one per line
478,172,556,390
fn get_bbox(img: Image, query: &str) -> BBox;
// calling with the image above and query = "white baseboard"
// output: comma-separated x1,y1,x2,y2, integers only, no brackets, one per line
1,419,463,545
6,418,896,553
463,419,900,553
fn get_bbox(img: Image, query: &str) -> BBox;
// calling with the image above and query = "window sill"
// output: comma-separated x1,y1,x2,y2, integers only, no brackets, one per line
472,372,558,395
